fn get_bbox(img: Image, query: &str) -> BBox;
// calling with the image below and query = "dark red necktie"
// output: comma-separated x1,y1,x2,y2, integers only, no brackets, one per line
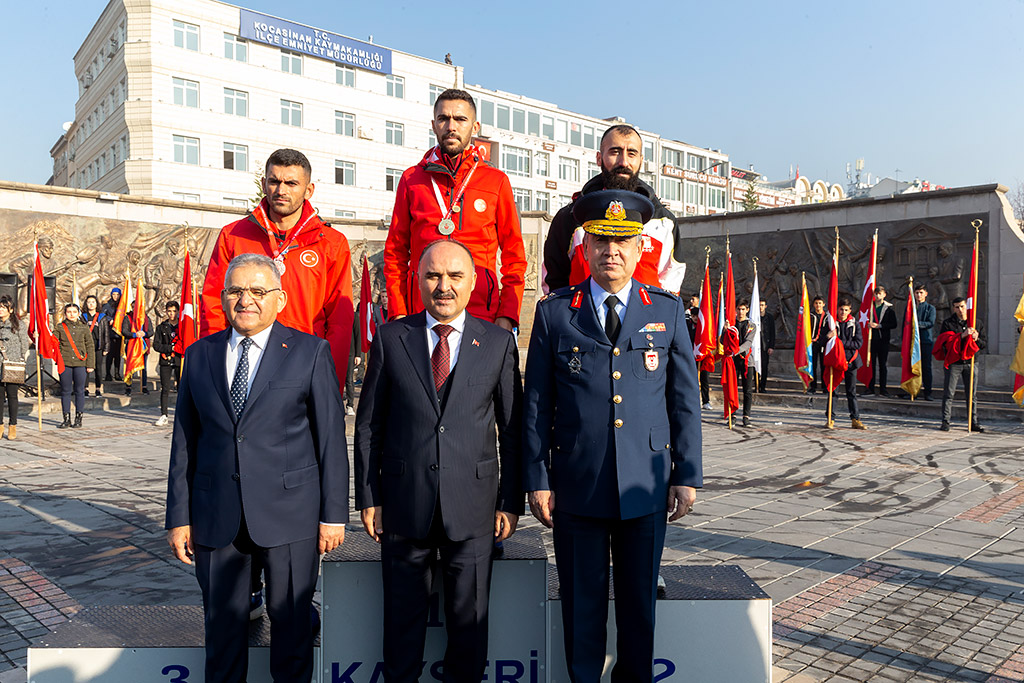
431,324,454,392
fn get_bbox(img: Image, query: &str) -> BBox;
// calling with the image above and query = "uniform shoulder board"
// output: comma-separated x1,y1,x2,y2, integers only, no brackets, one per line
641,283,678,300
538,285,575,305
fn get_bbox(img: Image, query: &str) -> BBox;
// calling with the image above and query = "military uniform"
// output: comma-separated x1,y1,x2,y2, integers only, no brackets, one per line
523,189,703,683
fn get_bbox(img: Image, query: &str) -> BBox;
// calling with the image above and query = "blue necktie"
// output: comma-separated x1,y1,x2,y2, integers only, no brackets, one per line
231,337,253,419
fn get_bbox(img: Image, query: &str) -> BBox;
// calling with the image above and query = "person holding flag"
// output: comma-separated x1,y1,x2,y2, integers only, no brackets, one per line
756,299,775,392
718,255,739,424
152,301,182,426
733,301,757,427
914,284,937,400
826,298,866,430
900,279,923,399
863,285,897,396
121,292,152,397
28,240,64,431
101,287,123,382
936,298,984,432
694,257,717,409
793,274,814,390
808,297,827,393
1010,279,1024,406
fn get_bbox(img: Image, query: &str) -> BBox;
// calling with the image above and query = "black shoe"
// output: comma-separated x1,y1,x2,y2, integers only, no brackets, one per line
96,388,103,397
971,423,984,433
142,387,150,395
84,389,89,397
923,394,934,401
57,414,71,429
125,387,132,396
940,421,950,432
104,375,112,382
742,416,751,428
879,390,890,397
72,413,83,429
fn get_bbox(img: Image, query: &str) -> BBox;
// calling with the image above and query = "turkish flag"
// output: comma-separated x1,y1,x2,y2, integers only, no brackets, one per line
856,233,877,387
359,256,376,353
696,263,716,371
174,250,196,355
822,255,847,391
28,242,64,374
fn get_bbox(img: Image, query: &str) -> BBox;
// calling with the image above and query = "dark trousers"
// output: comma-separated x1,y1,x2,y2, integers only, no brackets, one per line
105,336,122,378
1,382,18,425
809,343,825,391
921,341,934,396
159,363,179,415
867,339,889,392
942,363,977,424
698,369,710,405
734,357,753,417
380,505,494,683
344,357,355,407
91,344,102,391
553,509,666,683
828,367,859,421
757,351,770,392
59,366,87,415
194,516,318,683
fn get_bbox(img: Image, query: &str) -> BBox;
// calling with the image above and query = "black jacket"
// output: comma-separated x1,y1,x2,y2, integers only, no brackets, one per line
871,300,897,345
152,320,181,367
836,316,863,368
82,311,110,354
121,311,152,353
760,312,776,351
542,175,675,292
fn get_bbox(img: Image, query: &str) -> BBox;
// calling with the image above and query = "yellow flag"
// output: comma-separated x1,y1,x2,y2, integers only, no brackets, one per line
1011,291,1024,377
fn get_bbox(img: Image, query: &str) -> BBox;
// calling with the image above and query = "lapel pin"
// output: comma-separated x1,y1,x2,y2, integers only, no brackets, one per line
472,339,480,347
282,343,288,348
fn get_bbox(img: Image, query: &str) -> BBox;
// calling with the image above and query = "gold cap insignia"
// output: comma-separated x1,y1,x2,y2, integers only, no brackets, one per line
606,201,626,221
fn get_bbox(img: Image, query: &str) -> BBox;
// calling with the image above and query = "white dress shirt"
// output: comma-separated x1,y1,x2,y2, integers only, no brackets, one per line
590,278,632,331
424,309,467,372
225,324,274,396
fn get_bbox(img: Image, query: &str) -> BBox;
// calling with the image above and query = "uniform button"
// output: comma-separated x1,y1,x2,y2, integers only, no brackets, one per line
439,425,445,433
613,347,620,356
430,464,439,471
573,346,579,352
613,394,622,404
236,435,244,443
612,371,621,380
614,419,624,428
231,473,240,482
649,342,654,348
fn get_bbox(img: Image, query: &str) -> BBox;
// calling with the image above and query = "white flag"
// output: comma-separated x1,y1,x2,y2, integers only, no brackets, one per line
749,270,763,377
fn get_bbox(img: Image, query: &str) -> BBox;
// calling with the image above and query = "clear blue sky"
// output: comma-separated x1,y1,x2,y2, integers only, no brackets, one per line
8,0,1024,191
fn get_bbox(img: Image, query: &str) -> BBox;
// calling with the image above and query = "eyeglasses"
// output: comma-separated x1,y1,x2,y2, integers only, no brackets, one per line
223,286,281,301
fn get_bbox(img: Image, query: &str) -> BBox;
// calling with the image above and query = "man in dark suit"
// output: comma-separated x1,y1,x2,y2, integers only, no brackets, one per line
523,190,703,682
355,239,522,683
864,284,897,396
757,299,776,392
166,253,348,683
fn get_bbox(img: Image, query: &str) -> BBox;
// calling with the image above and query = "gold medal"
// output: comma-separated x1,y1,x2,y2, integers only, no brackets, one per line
438,218,456,236
273,254,286,275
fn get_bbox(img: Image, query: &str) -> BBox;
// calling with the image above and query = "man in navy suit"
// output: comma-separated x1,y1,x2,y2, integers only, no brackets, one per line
523,190,703,682
166,253,348,683
355,239,522,683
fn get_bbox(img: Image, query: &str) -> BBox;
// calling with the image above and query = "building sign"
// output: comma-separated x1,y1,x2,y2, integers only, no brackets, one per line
542,142,555,152
545,180,557,190
731,187,797,208
672,168,728,187
240,9,392,74
662,165,684,179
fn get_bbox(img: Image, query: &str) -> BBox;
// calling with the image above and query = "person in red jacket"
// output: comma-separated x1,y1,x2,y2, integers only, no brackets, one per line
384,88,526,331
200,148,354,387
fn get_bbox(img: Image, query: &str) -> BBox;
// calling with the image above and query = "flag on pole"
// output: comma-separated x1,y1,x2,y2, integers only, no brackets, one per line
715,275,726,350
359,256,376,353
822,248,848,391
856,231,877,387
696,261,716,371
173,249,196,355
719,250,739,419
967,239,978,328
28,242,64,374
1011,286,1024,406
124,276,147,382
112,270,132,337
794,273,813,388
900,282,922,398
749,266,763,380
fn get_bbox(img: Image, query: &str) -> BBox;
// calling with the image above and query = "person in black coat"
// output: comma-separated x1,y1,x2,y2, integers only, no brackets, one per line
81,295,108,397
101,288,123,381
757,299,776,393
735,302,756,426
864,285,897,396
827,298,866,429
808,297,827,393
152,301,182,426
121,300,152,396
939,297,985,432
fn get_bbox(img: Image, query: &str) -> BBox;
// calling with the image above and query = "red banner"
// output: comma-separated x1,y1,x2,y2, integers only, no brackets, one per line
28,243,64,374
359,256,376,353
174,250,196,355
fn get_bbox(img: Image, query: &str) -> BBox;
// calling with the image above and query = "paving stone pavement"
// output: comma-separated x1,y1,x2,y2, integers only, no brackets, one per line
0,402,1022,682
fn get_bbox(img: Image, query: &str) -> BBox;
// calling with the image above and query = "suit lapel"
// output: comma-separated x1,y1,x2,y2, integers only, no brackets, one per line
570,278,611,346
240,323,292,415
208,328,233,419
443,316,486,413
399,312,440,414
618,280,648,343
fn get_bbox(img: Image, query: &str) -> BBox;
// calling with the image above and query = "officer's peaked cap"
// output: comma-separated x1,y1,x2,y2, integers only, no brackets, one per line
572,189,654,237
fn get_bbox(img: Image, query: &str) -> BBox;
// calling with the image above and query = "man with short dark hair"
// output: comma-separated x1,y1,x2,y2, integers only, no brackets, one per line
915,284,937,400
152,300,182,426
686,293,711,408
734,301,756,427
864,284,897,396
808,296,826,393
757,299,776,392
167,253,347,683
543,124,684,294
826,298,866,430
102,287,123,381
937,297,984,432
384,89,526,332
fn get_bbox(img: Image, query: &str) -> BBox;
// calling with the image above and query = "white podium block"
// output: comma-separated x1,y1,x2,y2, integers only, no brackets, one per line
320,529,549,683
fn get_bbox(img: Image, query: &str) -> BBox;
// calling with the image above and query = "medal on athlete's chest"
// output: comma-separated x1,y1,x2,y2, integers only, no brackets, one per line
438,218,456,236
273,254,286,275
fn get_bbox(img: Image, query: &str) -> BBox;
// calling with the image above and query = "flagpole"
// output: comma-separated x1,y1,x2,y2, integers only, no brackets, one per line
35,331,42,431
826,229,839,429
864,230,877,371
967,220,980,432
908,275,915,402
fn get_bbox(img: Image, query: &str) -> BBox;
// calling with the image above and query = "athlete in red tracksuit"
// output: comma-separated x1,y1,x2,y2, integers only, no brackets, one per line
384,89,526,328
200,151,354,388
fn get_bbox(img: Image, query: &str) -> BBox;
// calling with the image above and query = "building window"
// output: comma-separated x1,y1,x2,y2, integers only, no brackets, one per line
173,192,200,203
687,154,706,171
111,144,118,167
584,126,596,150
335,160,356,185
535,191,549,213
556,120,568,143
512,188,531,213
386,75,404,98
223,142,248,171
335,210,356,219
120,134,129,161
280,99,302,127
98,153,106,178
643,139,655,162
496,105,510,130
386,168,403,192
336,111,355,136
570,122,582,147
662,148,684,169
385,121,404,146
337,66,355,87
281,50,302,75
685,182,698,204
534,152,549,177
480,100,494,126
661,177,681,203
558,157,579,183
429,84,445,105
120,77,127,102
224,33,247,62
528,112,540,137
502,145,531,177
587,162,600,179
558,195,573,208
708,186,727,209
224,197,249,207
173,20,199,51
224,88,248,117
512,108,526,134
172,77,199,108
173,135,199,165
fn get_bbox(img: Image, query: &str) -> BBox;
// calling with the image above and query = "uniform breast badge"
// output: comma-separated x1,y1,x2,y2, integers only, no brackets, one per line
644,350,659,372
568,355,582,375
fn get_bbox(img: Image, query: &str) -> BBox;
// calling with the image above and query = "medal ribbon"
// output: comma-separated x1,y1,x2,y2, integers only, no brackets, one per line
429,150,480,228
